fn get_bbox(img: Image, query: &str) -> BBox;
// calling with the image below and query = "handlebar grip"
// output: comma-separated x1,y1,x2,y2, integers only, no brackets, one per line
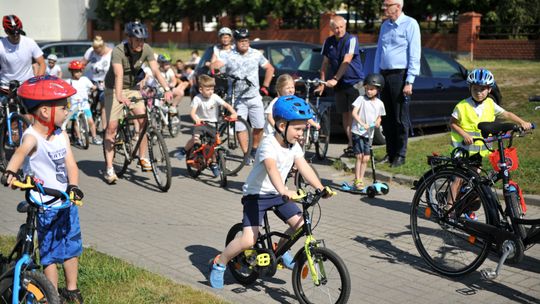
283,189,307,202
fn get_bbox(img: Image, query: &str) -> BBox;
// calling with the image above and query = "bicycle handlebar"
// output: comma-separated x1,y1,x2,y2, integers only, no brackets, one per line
10,176,81,208
294,77,328,87
283,186,336,206
215,73,254,87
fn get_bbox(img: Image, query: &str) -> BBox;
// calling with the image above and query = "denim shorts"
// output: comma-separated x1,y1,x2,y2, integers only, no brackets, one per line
242,194,301,227
352,133,371,155
37,206,83,266
70,109,92,120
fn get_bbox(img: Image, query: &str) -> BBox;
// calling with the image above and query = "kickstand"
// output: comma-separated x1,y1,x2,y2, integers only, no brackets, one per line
481,240,515,280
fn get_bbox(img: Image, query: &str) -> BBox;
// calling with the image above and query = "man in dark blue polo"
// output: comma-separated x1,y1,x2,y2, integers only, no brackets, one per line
317,15,364,157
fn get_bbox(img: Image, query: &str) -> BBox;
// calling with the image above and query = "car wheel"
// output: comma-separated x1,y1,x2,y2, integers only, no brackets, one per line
373,126,385,145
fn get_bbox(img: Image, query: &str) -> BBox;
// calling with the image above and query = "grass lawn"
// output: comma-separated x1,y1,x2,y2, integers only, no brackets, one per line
153,46,204,64
0,236,228,304
372,59,540,195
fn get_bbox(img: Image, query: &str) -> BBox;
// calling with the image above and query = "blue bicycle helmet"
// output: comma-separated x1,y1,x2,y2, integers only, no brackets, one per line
273,96,313,122
467,68,495,87
125,21,148,39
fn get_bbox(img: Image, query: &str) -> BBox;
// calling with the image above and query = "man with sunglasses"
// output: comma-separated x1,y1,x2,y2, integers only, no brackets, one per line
0,15,46,93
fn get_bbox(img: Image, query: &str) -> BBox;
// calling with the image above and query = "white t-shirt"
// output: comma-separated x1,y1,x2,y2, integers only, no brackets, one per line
0,35,43,84
191,93,226,122
160,68,175,87
83,47,112,82
67,77,94,110
263,97,278,136
243,135,304,195
451,97,505,120
351,95,386,138
46,65,62,77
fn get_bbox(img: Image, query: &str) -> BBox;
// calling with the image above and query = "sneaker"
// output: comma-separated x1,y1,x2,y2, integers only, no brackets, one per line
104,169,117,184
92,136,103,145
281,250,295,270
139,158,152,172
175,148,187,160
245,156,254,166
210,163,220,177
58,287,84,304
169,106,178,114
76,138,83,146
209,256,226,289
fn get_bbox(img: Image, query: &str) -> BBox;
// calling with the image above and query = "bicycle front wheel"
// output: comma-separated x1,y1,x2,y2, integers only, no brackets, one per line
225,223,259,285
292,247,351,304
0,113,30,170
77,114,90,150
218,117,252,176
294,163,319,191
217,149,227,188
410,169,492,277
147,130,172,192
315,112,330,160
110,126,131,178
0,271,60,304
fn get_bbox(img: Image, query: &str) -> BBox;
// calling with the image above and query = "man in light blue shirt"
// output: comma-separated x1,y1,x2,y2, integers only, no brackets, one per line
374,0,421,167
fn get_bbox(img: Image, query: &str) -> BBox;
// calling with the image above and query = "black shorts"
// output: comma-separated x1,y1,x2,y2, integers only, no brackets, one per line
242,195,301,227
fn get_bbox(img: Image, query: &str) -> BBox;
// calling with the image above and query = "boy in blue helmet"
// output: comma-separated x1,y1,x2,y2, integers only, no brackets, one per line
208,95,333,289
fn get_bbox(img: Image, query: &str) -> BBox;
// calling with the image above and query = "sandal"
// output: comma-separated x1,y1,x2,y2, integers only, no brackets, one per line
353,179,364,190
343,146,354,157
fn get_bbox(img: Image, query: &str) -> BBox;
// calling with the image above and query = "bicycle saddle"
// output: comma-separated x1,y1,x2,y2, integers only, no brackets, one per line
478,122,517,138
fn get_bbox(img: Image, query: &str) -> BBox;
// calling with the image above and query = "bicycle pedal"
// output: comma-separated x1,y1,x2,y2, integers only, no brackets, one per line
256,253,271,267
481,268,497,280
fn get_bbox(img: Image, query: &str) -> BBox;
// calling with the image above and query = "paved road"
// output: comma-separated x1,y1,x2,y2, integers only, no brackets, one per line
1,102,539,304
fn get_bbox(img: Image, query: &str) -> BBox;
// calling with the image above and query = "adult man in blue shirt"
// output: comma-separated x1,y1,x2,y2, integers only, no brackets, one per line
374,0,421,167
317,15,364,156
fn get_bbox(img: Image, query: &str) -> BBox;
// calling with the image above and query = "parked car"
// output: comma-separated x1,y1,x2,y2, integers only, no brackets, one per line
194,40,502,144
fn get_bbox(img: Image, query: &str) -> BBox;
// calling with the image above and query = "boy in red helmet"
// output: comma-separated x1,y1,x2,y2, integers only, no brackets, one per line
2,75,85,303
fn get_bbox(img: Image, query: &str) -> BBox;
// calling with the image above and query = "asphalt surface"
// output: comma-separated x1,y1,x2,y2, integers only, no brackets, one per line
0,100,539,304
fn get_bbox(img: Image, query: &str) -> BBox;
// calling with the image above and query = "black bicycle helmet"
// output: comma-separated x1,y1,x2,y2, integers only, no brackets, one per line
233,28,249,40
364,73,385,89
125,21,148,39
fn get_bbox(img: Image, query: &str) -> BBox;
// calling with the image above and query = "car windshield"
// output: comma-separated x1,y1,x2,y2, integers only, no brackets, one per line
297,50,323,73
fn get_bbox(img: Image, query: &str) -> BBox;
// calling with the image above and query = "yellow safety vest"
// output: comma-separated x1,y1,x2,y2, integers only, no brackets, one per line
450,97,496,157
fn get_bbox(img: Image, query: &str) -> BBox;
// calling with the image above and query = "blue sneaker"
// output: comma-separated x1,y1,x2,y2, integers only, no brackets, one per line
281,250,295,269
210,163,220,177
209,259,226,289
175,148,186,160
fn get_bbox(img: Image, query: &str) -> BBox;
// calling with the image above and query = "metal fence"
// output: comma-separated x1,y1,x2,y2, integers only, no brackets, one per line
477,24,540,39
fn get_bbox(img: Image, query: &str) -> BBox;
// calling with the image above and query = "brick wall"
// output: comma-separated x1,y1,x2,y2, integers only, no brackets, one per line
475,40,540,60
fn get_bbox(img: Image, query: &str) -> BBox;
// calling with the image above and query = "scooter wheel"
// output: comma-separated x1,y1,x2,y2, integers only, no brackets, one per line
381,183,389,195
367,186,376,198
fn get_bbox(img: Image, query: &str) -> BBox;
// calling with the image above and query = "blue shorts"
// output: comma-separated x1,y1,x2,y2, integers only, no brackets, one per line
70,109,92,120
352,133,371,155
37,206,82,266
242,195,301,227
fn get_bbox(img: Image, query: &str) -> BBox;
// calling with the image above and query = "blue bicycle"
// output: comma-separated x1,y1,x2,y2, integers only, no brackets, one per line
0,175,80,304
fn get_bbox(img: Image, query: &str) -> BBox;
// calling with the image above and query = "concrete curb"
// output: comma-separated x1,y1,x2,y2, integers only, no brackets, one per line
337,157,540,207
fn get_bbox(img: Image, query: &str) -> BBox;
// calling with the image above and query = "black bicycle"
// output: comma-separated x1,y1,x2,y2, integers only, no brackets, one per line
410,121,538,279
107,98,172,192
225,187,351,304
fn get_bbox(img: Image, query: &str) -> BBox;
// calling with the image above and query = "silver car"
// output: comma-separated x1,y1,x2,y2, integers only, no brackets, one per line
38,40,93,78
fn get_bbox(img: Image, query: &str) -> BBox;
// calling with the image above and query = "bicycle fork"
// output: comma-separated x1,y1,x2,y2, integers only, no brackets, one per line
12,254,32,304
304,235,326,286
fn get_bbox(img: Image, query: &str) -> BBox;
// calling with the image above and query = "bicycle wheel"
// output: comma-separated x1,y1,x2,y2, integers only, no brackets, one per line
108,126,131,178
0,113,30,170
217,149,227,188
292,247,351,304
168,114,179,138
147,130,172,192
315,112,330,160
0,271,60,304
225,223,259,285
185,143,204,178
410,169,492,276
218,117,252,176
294,163,319,191
77,114,90,150
508,191,527,239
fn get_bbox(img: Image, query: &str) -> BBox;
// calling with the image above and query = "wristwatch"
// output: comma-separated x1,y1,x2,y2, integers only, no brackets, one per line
164,87,171,92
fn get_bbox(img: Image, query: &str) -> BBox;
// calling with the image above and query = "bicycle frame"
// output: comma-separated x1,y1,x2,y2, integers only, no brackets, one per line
120,102,150,163
187,125,222,168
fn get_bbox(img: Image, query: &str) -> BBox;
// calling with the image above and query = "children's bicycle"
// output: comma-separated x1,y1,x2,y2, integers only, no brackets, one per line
0,175,81,304
185,120,231,187
410,121,538,279
143,85,180,138
225,187,351,304
67,100,90,150
107,98,172,192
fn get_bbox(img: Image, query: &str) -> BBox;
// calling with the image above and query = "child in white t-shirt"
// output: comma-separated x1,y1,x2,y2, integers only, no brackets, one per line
66,60,101,145
176,75,237,177
350,73,386,190
45,54,62,78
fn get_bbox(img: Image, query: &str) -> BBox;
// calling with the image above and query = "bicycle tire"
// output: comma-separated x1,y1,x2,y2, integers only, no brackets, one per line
315,112,330,160
77,114,90,150
292,246,351,304
168,115,180,138
218,149,227,188
508,191,527,241
294,163,319,191
0,271,60,304
147,130,172,192
225,223,259,285
218,117,252,176
186,143,204,178
410,169,492,277
108,126,130,178
0,113,30,170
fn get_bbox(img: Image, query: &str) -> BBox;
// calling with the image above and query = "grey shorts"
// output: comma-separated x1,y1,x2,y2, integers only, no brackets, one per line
235,96,265,130
334,82,364,113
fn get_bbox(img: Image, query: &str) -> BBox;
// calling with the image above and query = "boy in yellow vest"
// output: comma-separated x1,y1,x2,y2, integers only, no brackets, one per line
447,68,531,212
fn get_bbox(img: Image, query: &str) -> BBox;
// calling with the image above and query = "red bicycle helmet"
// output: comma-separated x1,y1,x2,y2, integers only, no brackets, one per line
68,60,85,70
3,15,24,35
18,75,76,111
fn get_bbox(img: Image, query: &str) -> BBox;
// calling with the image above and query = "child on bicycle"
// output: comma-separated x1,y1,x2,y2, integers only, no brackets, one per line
45,54,62,78
176,74,237,177
67,60,102,145
264,74,320,136
157,53,186,123
350,73,386,190
447,68,532,211
1,75,85,303
208,95,331,289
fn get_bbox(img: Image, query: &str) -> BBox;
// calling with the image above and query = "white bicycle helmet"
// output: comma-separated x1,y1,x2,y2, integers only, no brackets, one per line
47,54,58,62
218,27,232,37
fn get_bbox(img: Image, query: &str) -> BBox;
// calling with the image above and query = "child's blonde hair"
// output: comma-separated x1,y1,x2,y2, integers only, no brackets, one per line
198,74,216,87
275,74,294,96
